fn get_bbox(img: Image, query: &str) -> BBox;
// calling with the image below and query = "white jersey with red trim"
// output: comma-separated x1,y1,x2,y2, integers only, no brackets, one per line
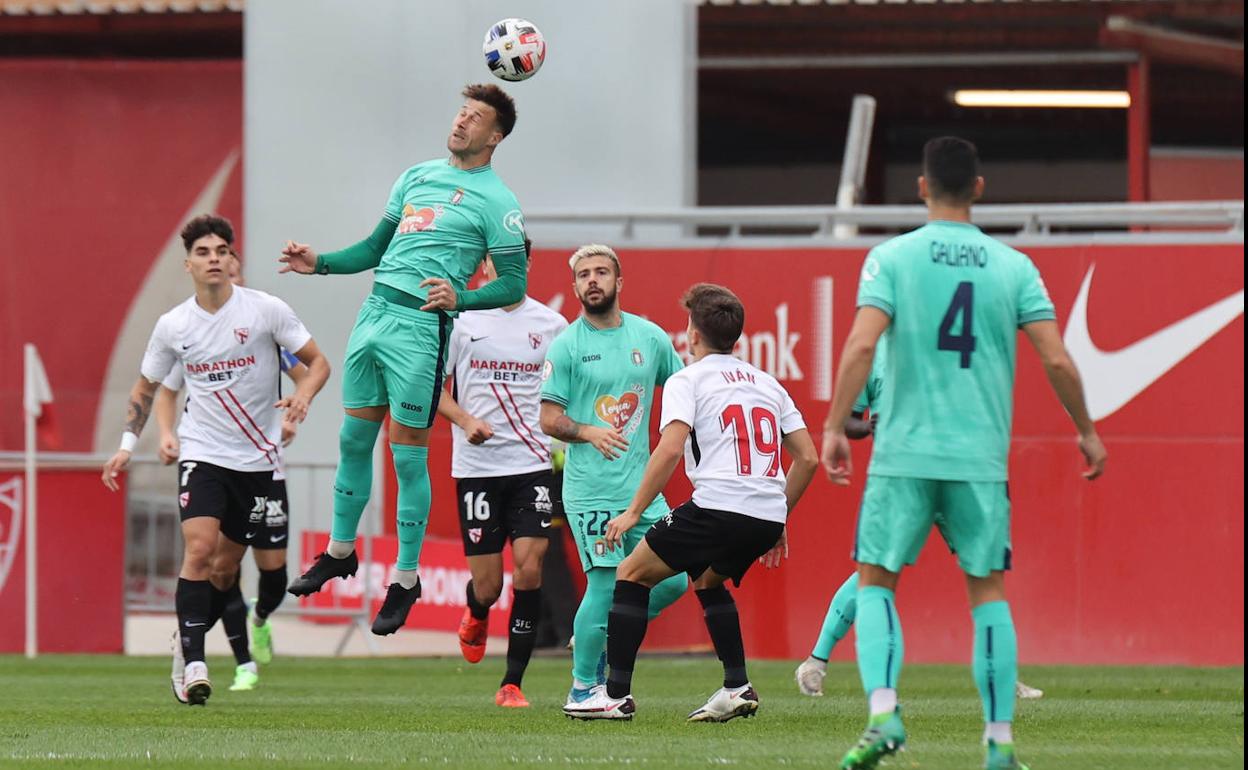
446,297,568,479
660,354,806,524
141,286,312,473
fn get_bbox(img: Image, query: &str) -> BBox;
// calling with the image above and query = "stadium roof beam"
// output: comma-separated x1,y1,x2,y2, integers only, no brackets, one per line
1101,15,1245,77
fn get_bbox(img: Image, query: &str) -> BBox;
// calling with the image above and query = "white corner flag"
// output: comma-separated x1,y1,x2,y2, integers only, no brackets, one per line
23,343,54,659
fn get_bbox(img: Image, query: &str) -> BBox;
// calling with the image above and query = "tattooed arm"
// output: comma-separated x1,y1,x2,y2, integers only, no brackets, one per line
101,376,161,492
539,401,628,461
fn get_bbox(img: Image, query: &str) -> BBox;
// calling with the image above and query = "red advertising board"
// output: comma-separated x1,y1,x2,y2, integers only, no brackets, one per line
298,531,514,636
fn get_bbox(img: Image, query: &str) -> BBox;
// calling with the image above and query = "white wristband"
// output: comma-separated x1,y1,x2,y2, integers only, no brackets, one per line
119,431,138,453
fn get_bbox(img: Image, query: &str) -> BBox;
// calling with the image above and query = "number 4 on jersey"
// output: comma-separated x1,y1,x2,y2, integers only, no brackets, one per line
938,281,977,368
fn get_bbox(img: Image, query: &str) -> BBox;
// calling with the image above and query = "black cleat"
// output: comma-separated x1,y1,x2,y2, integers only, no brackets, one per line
287,551,358,596
371,579,422,635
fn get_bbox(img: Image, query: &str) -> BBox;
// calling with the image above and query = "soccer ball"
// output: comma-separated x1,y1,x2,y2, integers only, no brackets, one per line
483,18,546,82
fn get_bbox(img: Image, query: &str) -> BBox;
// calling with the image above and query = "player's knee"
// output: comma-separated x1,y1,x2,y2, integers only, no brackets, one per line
474,576,503,606
182,540,215,572
511,562,542,591
388,421,429,447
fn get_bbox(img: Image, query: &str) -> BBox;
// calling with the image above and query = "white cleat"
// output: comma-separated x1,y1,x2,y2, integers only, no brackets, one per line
170,631,188,705
1016,680,1044,700
795,658,827,697
687,684,760,722
183,661,212,706
562,686,635,720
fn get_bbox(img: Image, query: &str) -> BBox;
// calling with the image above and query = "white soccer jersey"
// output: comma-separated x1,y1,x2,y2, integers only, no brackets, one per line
141,286,312,473
660,353,806,524
446,297,568,479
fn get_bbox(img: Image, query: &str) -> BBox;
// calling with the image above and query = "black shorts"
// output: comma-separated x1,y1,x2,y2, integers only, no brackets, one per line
456,470,557,556
252,476,290,550
644,500,785,586
177,460,272,546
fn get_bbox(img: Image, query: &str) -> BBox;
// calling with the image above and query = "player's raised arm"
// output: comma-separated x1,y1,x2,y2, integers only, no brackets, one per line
279,215,397,276
1022,319,1107,480
604,421,688,550
101,375,161,491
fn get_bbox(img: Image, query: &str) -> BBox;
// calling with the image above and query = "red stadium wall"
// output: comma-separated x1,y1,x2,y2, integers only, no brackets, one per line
395,243,1244,666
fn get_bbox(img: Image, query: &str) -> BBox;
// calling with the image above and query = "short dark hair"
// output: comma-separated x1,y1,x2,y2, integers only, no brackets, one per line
180,214,235,252
523,237,532,259
463,83,517,137
682,283,745,354
922,136,980,202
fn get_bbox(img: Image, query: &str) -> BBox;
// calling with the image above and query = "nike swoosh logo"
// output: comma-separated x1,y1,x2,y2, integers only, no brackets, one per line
245,532,256,540
540,521,552,528
270,534,287,543
470,336,489,342
184,622,206,628
1064,264,1244,421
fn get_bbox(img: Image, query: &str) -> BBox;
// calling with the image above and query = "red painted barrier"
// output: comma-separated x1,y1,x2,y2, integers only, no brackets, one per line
0,467,126,653
394,243,1243,665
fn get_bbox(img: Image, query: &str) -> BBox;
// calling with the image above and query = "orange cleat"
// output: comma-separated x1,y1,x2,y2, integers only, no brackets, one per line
458,607,489,663
495,683,530,708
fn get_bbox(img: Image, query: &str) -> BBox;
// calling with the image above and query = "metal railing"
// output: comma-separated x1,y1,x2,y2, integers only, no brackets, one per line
525,200,1245,241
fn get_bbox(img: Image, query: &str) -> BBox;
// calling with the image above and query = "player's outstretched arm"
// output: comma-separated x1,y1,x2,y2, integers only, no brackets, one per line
279,216,396,276
437,381,494,444
449,249,527,311
781,428,820,514
1022,319,1107,480
605,422,688,550
276,339,331,424
153,385,181,466
539,401,627,459
821,307,891,484
101,375,161,491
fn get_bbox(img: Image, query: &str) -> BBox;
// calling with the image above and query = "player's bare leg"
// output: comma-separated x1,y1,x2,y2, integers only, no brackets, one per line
461,553,503,663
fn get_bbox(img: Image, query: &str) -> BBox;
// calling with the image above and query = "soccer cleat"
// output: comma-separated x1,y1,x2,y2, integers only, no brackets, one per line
687,684,760,723
495,684,530,708
565,682,599,708
250,608,274,665
371,579,422,636
984,739,1030,770
229,664,259,691
287,551,358,596
1015,680,1044,700
839,708,907,769
795,658,827,696
170,631,188,705
183,661,212,706
562,687,635,720
458,607,488,663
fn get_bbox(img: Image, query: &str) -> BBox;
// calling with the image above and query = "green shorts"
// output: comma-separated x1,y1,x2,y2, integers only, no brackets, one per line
568,498,670,572
342,291,450,429
854,475,1012,578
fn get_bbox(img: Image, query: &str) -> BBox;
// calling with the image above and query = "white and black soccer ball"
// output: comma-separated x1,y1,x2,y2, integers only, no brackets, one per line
482,18,546,82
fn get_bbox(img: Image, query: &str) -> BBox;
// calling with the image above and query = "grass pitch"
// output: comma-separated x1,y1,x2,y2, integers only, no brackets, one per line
0,655,1241,768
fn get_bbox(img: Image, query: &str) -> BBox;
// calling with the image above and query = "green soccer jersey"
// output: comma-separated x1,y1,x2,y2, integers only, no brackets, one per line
853,335,888,415
540,312,685,512
374,159,526,308
857,220,1056,482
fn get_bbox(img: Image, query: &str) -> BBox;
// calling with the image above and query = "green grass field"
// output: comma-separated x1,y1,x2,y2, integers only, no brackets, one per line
0,655,1241,769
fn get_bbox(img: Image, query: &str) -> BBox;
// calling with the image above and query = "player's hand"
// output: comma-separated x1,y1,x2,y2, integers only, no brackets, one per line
759,527,788,569
583,425,629,460
821,429,852,486
419,278,457,311
1078,430,1107,480
464,416,494,445
276,392,313,424
158,433,180,466
101,450,131,492
281,417,299,447
278,241,318,275
605,510,641,551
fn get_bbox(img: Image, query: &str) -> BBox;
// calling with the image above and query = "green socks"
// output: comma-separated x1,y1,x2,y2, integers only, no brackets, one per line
572,567,615,686
330,415,381,545
390,443,430,571
647,572,687,620
812,572,859,660
973,600,1018,724
855,585,903,695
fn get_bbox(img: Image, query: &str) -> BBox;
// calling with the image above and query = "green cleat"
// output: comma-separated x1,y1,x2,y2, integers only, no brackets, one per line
229,664,259,691
984,739,1029,770
250,603,273,665
840,708,907,770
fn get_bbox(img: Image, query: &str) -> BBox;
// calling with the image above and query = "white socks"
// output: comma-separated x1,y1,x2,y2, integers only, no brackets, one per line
805,656,828,672
984,721,1013,744
395,568,419,589
327,539,355,559
869,687,898,717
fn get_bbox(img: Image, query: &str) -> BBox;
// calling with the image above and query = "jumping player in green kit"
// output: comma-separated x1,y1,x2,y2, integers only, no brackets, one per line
278,84,528,635
538,244,689,708
822,137,1107,770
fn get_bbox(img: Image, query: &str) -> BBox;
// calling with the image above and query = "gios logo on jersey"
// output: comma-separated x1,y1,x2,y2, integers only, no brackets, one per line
399,203,442,234
594,386,645,436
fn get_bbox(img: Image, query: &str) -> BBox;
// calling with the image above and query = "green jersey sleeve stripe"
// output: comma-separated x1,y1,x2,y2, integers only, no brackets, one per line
859,297,895,317
1018,309,1058,326
540,394,569,407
